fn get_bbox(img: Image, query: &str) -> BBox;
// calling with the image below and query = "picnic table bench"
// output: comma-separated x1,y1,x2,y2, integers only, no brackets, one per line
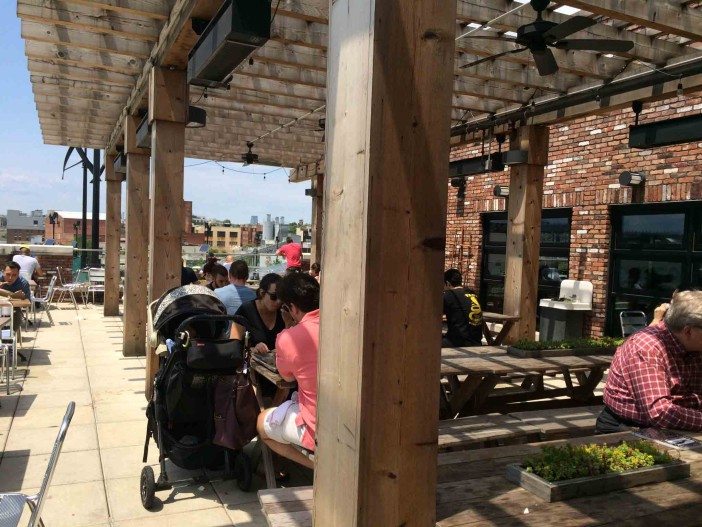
440,346,610,417
259,430,702,526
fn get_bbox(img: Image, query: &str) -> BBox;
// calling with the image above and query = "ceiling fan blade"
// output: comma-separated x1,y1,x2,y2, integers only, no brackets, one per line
554,39,634,52
459,47,526,69
543,15,596,41
531,48,559,76
461,35,517,43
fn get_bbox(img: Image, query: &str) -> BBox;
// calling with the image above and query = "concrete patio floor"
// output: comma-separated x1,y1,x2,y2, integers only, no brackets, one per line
0,304,291,527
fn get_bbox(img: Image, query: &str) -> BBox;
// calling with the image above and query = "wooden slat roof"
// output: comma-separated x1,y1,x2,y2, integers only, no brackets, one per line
18,0,702,174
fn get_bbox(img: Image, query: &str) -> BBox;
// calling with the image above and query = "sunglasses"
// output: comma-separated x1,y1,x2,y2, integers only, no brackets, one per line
266,291,278,301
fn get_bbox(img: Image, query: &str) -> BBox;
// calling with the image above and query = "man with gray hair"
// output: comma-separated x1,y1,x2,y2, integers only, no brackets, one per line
597,290,702,433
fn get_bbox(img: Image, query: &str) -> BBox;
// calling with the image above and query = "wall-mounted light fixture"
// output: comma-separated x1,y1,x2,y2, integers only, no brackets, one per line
619,171,646,186
186,106,207,128
619,171,646,204
493,185,509,198
305,188,317,198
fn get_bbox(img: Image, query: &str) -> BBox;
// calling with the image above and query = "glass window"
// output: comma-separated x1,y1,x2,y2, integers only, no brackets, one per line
538,255,569,287
693,260,702,288
484,252,506,278
541,217,570,246
481,282,504,313
618,213,685,250
217,231,226,237
617,259,682,295
486,219,507,245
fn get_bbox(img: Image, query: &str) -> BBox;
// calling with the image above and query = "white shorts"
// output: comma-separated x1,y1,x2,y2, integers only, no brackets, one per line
262,402,306,448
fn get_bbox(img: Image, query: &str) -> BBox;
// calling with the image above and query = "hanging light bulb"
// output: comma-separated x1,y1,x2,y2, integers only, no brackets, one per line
677,79,684,97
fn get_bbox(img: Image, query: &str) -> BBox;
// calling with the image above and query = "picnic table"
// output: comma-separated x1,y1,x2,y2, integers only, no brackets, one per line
440,346,610,417
258,430,702,526
481,311,520,345
249,351,298,489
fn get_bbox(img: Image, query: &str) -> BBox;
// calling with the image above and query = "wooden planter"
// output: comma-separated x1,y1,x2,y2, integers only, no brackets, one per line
505,459,690,502
507,346,617,358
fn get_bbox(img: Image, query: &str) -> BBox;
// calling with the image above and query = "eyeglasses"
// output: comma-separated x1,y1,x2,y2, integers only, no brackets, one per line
281,304,290,312
266,291,278,301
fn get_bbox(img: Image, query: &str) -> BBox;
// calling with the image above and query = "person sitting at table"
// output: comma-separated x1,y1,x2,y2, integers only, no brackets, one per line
309,262,321,282
231,273,287,398
442,268,483,347
13,246,44,280
215,260,256,315
597,290,702,434
256,272,319,469
207,264,229,291
0,261,32,332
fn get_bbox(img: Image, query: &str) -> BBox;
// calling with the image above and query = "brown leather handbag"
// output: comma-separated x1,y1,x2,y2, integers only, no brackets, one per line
212,373,260,450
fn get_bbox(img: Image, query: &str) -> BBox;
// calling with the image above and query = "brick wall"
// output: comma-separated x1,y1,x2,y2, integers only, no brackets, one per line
446,94,702,337
6,228,44,243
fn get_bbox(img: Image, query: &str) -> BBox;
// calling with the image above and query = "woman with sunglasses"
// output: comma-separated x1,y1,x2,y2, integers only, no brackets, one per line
231,273,286,355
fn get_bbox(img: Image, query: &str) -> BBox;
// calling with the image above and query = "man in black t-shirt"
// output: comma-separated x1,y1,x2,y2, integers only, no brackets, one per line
442,268,483,347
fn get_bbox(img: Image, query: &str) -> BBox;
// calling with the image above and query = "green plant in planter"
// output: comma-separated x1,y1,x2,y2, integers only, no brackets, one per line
512,336,624,352
523,441,673,482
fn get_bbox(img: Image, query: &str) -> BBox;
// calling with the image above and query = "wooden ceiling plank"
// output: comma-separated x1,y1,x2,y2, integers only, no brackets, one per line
27,58,137,86
57,0,172,21
21,20,151,60
17,0,160,42
25,40,144,74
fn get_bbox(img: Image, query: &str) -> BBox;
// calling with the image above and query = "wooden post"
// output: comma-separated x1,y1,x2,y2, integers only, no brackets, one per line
502,125,549,343
310,172,324,266
314,1,455,525
145,67,186,396
147,66,186,301
104,154,122,316
123,115,150,358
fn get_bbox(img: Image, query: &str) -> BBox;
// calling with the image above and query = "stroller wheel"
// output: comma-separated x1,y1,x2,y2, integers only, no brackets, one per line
234,452,253,492
140,466,156,509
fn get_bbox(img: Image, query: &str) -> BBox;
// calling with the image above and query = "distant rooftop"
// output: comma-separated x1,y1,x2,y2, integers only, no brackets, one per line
55,211,107,221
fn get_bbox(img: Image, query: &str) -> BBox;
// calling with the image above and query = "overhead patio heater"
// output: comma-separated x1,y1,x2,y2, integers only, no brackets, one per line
187,0,271,88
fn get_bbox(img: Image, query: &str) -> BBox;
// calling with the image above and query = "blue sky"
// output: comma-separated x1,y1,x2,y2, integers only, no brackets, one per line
0,4,311,224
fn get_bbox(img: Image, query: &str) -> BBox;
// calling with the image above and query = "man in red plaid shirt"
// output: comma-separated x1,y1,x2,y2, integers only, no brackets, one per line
597,290,702,434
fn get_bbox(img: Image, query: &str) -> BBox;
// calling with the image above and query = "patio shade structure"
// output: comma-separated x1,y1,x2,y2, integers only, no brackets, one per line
17,0,702,524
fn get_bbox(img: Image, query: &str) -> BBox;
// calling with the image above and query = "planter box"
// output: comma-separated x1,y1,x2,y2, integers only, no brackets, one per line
505,459,690,502
507,346,617,358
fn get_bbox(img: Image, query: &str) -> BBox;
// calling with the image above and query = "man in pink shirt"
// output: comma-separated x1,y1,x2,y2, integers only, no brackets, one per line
276,237,303,272
257,272,319,469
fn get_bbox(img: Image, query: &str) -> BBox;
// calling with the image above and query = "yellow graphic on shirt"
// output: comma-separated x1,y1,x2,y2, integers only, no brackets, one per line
465,293,483,326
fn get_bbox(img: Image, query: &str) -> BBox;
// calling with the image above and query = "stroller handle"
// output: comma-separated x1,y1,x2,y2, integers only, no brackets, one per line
174,314,252,337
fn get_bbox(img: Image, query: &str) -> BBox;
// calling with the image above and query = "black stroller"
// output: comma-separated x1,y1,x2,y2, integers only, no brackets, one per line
140,284,257,510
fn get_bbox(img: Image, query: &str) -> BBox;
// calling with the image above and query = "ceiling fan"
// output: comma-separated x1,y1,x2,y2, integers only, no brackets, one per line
241,142,259,166
459,0,634,76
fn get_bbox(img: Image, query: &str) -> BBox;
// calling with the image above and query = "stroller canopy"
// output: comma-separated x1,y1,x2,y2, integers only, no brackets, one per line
152,284,228,340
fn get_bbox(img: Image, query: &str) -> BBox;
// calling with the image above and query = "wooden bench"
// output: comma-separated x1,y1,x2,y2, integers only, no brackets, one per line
437,414,542,451
508,405,602,440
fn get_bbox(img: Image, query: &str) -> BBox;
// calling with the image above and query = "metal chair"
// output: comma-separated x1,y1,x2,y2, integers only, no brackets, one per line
0,402,75,527
87,268,105,304
0,304,18,385
53,268,84,309
30,277,57,326
620,310,648,338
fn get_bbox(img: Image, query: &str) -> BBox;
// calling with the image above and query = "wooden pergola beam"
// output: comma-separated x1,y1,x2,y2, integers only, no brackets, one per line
104,154,122,317
562,0,702,42
28,59,138,87
57,0,172,21
25,41,145,75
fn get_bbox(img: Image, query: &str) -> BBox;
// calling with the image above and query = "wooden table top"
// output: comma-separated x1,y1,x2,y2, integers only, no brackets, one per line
259,430,702,526
440,346,611,376
250,352,297,389
8,299,31,309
